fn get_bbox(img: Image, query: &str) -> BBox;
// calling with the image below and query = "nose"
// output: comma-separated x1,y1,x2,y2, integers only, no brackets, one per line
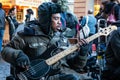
60,22,62,26
59,19,62,26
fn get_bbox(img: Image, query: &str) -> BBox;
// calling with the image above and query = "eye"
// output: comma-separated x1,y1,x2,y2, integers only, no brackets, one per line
54,17,59,20
53,17,59,20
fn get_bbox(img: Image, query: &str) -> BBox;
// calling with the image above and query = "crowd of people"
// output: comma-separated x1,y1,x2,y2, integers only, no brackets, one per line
0,0,120,80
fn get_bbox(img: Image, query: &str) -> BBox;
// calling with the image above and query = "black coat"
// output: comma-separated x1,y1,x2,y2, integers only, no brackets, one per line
105,27,120,68
103,27,120,79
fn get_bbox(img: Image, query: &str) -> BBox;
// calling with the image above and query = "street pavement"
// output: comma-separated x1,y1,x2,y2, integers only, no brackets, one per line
0,58,10,80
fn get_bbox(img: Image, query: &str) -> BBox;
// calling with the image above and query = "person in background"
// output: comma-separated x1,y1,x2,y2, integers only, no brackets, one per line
14,9,37,37
6,7,19,40
0,3,6,59
80,9,97,55
2,2,88,80
104,0,119,19
95,0,108,20
25,8,36,22
104,0,120,25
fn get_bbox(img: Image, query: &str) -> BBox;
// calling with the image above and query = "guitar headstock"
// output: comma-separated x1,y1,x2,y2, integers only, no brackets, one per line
99,25,117,36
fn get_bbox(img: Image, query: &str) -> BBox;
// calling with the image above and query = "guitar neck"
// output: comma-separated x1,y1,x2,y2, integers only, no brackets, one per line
86,33,100,43
46,32,100,65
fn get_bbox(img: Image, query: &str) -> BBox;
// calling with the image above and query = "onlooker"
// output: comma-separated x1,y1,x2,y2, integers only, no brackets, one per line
25,8,36,22
0,3,6,57
80,9,97,54
104,0,120,24
81,9,97,36
14,9,37,37
95,0,109,20
2,2,88,80
6,7,19,40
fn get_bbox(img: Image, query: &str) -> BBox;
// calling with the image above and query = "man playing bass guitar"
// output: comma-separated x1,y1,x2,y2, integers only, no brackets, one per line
1,2,89,80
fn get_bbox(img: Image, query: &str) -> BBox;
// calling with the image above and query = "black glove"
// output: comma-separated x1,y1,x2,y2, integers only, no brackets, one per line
16,52,30,68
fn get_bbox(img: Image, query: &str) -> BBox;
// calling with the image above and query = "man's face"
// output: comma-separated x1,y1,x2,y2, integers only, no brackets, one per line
51,13,61,31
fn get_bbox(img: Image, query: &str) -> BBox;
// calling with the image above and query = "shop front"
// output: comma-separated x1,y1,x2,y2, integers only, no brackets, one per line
0,0,43,45
1,0,43,22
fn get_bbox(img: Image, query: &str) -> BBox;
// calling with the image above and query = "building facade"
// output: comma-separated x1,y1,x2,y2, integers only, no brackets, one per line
74,0,120,18
74,0,101,18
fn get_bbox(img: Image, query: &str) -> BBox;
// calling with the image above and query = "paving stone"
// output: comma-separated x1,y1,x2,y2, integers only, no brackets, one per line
0,59,10,80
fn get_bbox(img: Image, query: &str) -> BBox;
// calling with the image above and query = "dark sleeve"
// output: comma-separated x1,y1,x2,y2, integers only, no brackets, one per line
114,4,120,20
12,17,19,28
1,35,26,65
110,28,120,63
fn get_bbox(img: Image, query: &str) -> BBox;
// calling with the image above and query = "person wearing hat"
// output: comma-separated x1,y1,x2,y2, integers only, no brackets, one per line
2,2,88,80
52,0,79,38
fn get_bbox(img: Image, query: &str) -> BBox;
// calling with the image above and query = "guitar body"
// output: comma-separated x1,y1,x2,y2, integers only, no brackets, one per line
17,59,50,80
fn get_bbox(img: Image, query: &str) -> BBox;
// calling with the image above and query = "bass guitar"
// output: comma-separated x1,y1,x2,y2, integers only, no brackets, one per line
17,25,117,80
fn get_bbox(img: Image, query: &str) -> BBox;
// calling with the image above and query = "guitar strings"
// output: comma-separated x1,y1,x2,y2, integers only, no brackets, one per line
22,47,59,78
22,61,47,77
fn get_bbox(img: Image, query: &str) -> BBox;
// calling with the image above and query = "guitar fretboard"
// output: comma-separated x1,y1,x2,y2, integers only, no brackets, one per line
86,33,100,42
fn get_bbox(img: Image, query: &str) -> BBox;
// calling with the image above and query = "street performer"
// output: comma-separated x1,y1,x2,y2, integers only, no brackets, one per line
2,2,88,80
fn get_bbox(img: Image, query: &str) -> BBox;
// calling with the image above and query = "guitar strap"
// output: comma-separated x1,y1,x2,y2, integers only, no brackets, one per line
82,16,89,38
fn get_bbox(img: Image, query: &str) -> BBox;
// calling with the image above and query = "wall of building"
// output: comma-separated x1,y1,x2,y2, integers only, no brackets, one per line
74,0,102,18
74,0,87,18
88,0,94,12
68,0,74,12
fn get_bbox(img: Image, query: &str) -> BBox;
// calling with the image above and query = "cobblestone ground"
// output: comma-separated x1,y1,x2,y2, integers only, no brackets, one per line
0,58,10,80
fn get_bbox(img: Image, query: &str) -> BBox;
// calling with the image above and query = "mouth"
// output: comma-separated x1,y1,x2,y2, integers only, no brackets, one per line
57,27,61,30
57,27,63,32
